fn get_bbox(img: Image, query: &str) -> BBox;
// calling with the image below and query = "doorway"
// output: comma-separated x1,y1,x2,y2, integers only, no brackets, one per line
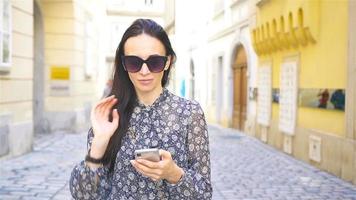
33,1,46,134
232,45,248,131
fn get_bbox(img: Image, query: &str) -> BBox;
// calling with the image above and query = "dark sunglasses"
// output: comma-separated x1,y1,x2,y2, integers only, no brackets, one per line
121,55,168,73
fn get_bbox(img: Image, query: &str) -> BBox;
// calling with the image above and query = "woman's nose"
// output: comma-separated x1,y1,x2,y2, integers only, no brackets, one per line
139,63,150,75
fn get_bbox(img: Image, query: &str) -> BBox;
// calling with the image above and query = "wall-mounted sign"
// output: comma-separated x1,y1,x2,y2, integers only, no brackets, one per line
272,88,280,103
299,89,345,111
50,82,70,96
50,66,70,80
49,66,70,96
249,87,258,101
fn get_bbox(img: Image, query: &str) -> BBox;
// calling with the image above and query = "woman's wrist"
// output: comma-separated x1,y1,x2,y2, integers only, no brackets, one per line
85,160,103,170
90,137,110,159
167,165,184,184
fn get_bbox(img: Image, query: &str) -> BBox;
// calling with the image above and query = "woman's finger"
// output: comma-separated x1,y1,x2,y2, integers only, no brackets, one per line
97,94,114,106
112,109,119,127
98,98,113,117
131,161,160,179
159,149,172,160
131,160,162,177
103,98,118,117
136,159,160,169
92,95,115,117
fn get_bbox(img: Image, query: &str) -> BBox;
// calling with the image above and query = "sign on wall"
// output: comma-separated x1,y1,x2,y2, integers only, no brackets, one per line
50,65,70,96
50,66,70,80
257,64,272,126
279,59,298,135
299,89,345,111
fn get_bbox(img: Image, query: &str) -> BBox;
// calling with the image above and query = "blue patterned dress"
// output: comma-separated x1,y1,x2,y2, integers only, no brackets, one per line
69,88,212,199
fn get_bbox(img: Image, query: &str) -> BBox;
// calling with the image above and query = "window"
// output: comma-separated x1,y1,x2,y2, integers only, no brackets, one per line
0,0,11,69
211,63,216,105
257,63,272,127
84,18,96,79
279,58,298,135
211,55,224,106
110,23,122,52
213,0,224,15
145,0,153,5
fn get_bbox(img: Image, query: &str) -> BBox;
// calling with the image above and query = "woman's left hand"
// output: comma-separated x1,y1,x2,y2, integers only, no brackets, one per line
130,149,184,183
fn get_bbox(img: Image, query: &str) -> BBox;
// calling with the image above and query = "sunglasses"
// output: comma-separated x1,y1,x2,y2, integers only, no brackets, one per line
121,55,168,73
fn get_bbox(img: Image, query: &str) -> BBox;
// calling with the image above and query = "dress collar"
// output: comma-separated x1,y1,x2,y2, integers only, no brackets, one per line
136,87,169,110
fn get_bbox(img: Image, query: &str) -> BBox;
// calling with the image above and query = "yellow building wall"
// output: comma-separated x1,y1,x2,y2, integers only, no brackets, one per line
256,0,347,136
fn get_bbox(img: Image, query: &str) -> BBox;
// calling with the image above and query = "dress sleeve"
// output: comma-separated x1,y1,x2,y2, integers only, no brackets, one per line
69,128,112,200
167,101,213,199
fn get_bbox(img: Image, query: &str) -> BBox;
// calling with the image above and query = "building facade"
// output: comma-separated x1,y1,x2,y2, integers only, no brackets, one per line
175,0,356,185
0,0,107,159
174,0,258,133
251,0,356,184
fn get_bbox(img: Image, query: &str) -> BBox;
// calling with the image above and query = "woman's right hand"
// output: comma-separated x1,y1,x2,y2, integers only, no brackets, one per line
89,95,119,159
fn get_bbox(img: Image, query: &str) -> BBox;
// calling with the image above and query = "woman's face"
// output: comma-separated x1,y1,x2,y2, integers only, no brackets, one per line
124,34,170,95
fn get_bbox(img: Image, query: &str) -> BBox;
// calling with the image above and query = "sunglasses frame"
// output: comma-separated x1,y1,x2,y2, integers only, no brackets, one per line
121,55,168,73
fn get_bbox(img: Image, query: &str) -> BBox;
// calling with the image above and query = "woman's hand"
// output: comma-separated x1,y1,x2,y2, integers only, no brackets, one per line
89,95,119,159
130,150,184,184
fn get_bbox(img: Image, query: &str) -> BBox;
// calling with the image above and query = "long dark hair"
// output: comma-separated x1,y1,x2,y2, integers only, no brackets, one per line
101,19,176,173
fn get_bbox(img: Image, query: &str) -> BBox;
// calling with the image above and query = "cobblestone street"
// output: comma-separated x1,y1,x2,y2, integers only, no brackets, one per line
0,131,86,200
1,126,356,199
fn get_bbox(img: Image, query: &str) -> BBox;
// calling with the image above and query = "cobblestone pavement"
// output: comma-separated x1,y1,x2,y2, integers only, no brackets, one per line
210,126,356,200
0,131,86,200
0,126,356,199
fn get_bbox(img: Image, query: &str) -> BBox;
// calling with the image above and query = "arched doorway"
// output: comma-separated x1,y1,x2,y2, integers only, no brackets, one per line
232,45,248,130
33,0,46,134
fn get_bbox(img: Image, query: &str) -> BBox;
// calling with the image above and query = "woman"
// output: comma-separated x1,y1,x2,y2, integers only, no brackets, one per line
69,19,212,200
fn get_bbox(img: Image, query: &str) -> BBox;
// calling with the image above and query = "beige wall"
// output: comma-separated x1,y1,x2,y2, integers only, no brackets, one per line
203,0,258,129
34,0,108,134
41,0,99,112
0,1,34,159
0,0,107,158
0,1,34,123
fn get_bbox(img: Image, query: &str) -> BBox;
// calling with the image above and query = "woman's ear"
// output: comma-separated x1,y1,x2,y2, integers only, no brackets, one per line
164,55,171,71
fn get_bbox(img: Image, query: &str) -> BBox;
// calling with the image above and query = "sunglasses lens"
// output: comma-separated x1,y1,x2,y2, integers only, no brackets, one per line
123,56,142,72
147,56,167,72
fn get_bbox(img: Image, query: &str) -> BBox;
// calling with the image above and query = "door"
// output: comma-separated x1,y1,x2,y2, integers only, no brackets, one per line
232,46,247,130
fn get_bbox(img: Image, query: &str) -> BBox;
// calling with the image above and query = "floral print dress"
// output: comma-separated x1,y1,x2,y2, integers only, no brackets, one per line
69,88,212,199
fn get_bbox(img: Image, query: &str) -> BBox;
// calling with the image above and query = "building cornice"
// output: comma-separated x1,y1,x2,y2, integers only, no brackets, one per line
106,9,164,17
208,18,250,42
256,0,270,8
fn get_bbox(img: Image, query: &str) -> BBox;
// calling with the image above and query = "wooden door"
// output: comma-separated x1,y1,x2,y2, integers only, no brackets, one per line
232,47,247,130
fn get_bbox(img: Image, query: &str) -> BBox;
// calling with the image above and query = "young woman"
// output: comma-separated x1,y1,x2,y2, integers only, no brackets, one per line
69,18,212,200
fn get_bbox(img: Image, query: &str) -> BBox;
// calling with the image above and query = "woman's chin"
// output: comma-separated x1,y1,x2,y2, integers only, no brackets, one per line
135,84,155,93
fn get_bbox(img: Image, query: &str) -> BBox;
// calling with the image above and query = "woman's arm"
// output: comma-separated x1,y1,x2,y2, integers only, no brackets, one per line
166,101,213,199
69,128,113,200
69,95,119,199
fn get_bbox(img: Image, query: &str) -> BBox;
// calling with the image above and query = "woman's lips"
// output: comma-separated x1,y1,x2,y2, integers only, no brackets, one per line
138,79,153,85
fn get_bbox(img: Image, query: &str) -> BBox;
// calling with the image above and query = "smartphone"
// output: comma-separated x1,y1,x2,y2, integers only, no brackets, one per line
134,148,161,162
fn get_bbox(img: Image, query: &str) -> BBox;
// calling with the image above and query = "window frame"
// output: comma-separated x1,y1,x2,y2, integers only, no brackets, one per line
0,0,12,71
